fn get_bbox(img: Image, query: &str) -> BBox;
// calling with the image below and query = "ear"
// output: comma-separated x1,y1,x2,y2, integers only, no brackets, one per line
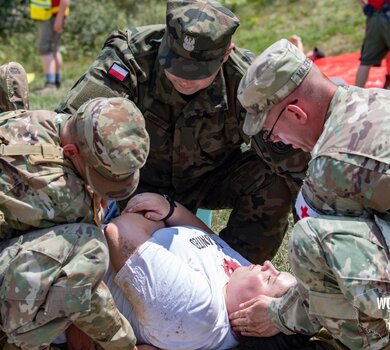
286,104,308,125
63,143,80,158
222,42,235,63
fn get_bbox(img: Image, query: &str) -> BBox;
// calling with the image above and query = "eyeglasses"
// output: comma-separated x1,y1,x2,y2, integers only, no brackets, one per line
263,99,298,142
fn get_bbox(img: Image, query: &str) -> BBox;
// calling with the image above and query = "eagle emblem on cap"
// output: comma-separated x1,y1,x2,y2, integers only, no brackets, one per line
183,35,195,52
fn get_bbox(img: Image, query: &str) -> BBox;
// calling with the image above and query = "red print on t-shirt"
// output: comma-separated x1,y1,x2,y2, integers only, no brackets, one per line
223,258,240,277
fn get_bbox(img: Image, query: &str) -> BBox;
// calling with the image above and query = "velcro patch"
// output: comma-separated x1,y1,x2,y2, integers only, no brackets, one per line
108,63,129,82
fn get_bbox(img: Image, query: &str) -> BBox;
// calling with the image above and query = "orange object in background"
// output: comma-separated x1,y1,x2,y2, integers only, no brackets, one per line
315,52,387,88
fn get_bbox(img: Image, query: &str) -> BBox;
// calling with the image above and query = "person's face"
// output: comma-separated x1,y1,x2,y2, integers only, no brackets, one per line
228,260,296,299
164,69,219,95
262,102,315,152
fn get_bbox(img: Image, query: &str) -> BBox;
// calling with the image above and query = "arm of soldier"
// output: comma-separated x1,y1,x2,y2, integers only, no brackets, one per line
230,286,317,337
53,0,70,33
304,157,390,216
124,192,214,234
229,295,281,337
56,31,137,114
104,212,164,272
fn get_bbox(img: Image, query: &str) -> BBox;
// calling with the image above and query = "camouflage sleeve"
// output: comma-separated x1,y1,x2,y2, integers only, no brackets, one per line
268,286,320,336
288,217,390,349
303,156,390,216
56,31,138,115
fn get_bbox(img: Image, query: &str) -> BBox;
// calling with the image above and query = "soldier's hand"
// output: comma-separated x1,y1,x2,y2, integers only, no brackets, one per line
124,192,170,221
229,295,280,337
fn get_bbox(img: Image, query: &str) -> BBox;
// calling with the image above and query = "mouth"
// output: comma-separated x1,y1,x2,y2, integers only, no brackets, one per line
249,264,256,271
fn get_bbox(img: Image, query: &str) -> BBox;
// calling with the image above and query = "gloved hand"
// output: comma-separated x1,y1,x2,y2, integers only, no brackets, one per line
363,4,374,16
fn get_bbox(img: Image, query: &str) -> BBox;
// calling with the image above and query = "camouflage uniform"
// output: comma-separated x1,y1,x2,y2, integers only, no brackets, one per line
56,0,309,263
238,39,390,349
269,216,390,350
0,62,29,112
301,85,390,220
0,97,149,349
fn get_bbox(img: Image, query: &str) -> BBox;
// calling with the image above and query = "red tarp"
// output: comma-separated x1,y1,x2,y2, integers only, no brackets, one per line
314,52,387,88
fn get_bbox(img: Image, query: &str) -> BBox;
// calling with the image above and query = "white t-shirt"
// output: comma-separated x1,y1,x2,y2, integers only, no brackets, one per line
104,226,250,350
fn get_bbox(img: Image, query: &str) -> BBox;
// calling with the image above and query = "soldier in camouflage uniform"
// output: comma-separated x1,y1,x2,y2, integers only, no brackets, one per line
0,96,150,349
231,216,390,350
228,39,390,348
56,0,310,264
0,62,29,112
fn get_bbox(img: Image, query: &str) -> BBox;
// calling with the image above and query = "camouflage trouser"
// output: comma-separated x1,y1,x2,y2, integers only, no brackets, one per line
288,217,390,350
0,223,136,350
129,149,293,264
0,62,29,112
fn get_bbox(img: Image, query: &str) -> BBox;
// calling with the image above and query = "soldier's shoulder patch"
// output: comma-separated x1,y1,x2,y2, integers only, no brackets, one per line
108,63,129,82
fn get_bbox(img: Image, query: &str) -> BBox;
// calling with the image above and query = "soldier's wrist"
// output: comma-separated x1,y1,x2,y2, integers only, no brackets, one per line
161,194,177,221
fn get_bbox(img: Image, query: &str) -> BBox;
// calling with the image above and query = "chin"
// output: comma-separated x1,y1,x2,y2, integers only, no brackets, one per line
176,88,199,95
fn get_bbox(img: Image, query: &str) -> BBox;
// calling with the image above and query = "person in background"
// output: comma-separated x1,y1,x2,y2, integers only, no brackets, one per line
30,0,70,93
355,0,390,88
289,35,325,62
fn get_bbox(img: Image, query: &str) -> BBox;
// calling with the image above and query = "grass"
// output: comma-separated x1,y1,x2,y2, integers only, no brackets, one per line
8,0,368,272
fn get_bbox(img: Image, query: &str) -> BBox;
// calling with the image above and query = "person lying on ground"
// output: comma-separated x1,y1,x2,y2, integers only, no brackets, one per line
67,193,336,350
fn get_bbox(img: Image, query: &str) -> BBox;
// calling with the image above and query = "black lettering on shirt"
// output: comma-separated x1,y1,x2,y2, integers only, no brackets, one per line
189,234,216,249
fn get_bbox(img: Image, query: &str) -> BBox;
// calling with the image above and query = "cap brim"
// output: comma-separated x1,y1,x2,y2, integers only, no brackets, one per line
243,111,268,136
86,166,139,201
158,34,222,80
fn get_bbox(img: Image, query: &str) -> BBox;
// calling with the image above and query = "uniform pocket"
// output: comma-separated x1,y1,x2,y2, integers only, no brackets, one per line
0,231,73,333
309,291,357,319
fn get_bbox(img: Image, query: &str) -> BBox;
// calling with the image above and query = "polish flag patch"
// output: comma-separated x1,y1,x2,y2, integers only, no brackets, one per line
295,190,321,220
108,63,129,82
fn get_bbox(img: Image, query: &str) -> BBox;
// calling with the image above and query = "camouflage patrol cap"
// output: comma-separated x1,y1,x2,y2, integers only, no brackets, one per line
238,39,313,136
158,0,240,80
0,62,29,112
75,97,149,200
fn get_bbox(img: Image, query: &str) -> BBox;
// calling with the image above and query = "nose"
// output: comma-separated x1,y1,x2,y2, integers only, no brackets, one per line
261,260,277,273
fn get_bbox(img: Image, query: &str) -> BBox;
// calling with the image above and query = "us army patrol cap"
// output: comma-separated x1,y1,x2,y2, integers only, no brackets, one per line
75,97,149,200
0,62,29,112
238,39,313,136
158,0,240,80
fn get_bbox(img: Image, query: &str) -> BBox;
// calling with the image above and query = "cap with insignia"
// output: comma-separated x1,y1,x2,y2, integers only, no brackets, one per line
158,0,240,80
